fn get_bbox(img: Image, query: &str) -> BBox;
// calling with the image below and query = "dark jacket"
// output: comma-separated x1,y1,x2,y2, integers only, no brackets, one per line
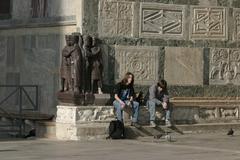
114,82,134,101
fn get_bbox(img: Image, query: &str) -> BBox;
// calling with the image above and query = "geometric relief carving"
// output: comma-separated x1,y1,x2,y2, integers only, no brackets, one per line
115,45,159,85
140,3,186,39
190,7,227,40
210,48,240,85
233,9,240,41
99,0,134,37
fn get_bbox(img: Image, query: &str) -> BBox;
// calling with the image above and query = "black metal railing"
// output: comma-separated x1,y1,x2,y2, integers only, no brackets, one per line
0,85,39,137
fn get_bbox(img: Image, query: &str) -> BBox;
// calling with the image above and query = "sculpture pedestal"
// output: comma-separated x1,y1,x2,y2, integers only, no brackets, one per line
57,92,111,106
57,92,85,105
56,105,115,140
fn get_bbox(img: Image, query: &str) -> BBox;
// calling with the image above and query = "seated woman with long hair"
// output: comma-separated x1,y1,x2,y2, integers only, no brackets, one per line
113,72,140,127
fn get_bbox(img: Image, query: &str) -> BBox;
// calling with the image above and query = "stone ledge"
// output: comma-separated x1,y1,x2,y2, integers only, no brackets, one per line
171,97,240,124
0,16,76,29
171,97,240,106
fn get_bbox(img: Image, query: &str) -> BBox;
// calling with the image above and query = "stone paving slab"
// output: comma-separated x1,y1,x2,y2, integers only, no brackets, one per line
0,133,240,160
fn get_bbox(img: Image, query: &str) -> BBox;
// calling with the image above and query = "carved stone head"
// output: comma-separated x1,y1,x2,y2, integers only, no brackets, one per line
65,35,71,46
92,36,99,46
72,32,80,44
65,35,75,46
83,35,92,48
79,35,83,47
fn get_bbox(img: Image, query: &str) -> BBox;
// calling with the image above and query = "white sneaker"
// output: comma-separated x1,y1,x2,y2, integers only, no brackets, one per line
98,88,103,94
150,121,157,127
161,117,166,121
165,120,172,127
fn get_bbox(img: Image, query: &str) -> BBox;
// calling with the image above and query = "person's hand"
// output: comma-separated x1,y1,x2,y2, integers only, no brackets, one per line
120,101,125,109
162,102,168,109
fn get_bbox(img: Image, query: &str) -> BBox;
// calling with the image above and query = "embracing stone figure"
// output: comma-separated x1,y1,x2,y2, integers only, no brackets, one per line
89,37,103,94
71,33,83,94
60,35,74,92
83,35,103,94
58,33,110,105
60,34,83,94
82,35,92,93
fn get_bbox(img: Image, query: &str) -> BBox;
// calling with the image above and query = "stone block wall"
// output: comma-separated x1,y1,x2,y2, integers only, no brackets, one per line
0,0,77,114
82,0,240,97
2,0,240,115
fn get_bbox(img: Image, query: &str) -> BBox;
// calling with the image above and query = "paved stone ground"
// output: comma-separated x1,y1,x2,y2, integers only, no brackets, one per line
0,133,240,160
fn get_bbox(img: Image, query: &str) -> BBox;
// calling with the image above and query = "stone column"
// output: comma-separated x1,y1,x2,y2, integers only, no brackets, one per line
75,0,84,33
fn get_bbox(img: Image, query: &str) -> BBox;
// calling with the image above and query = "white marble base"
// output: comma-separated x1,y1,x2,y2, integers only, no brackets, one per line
56,105,115,140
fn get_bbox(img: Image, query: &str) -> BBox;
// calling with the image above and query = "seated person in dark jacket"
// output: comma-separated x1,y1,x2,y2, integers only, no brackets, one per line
113,72,140,127
146,79,172,127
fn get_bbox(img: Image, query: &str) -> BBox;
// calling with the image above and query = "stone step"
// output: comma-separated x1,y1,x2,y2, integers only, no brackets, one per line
36,121,56,139
0,127,20,138
49,121,240,140
0,110,54,120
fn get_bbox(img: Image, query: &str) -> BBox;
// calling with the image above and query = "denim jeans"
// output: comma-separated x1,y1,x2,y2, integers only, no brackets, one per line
113,100,139,122
147,98,171,121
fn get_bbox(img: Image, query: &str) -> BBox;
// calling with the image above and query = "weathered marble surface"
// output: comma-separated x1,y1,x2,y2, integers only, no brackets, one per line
56,123,109,140
56,105,115,124
56,105,115,140
164,47,204,85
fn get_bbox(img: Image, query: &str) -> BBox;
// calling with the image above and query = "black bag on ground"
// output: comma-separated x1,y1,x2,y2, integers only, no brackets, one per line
107,120,125,139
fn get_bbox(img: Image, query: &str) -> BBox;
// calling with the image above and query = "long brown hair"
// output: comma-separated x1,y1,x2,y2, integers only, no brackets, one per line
121,72,134,87
157,79,167,92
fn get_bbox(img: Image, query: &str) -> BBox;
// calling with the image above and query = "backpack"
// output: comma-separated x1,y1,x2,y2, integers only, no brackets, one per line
107,120,125,139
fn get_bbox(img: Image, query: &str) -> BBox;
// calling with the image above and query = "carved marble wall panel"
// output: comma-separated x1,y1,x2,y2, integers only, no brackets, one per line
115,45,159,85
233,8,240,41
140,3,186,39
199,108,217,120
190,6,227,40
56,105,115,124
209,48,240,85
220,107,239,119
98,0,134,37
76,107,114,122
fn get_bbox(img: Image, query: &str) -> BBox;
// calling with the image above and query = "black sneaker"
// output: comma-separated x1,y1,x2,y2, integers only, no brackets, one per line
131,122,141,128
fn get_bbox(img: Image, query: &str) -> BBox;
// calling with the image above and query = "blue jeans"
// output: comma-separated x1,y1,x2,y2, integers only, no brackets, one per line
113,100,139,122
147,99,171,121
